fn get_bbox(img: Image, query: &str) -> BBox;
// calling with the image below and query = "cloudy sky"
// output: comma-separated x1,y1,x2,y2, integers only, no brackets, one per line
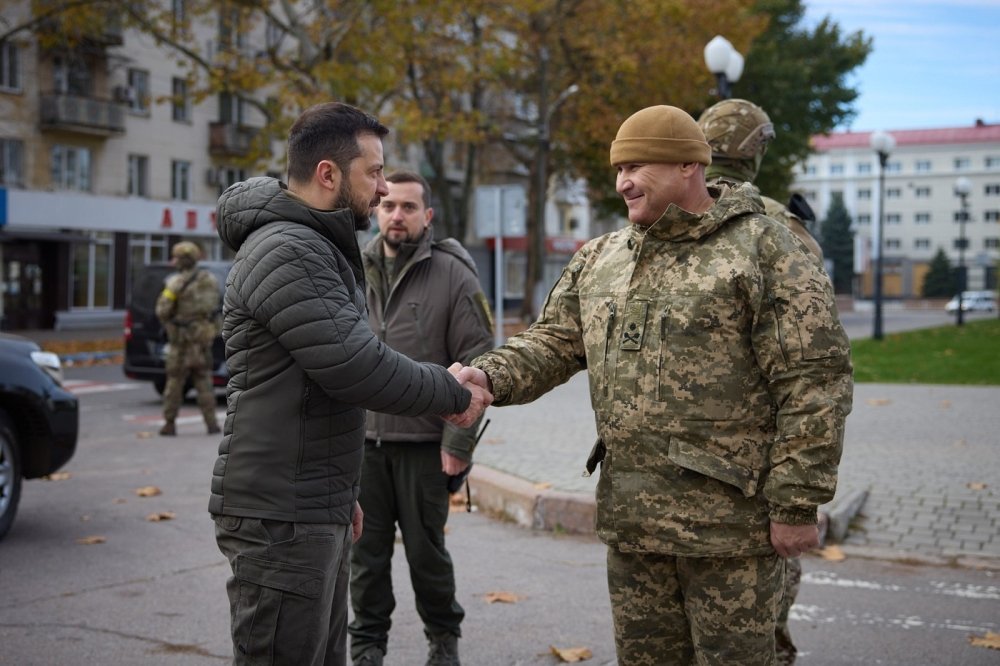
802,0,1000,132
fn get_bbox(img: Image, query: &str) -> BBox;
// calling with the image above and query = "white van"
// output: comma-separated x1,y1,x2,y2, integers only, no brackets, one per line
944,291,997,313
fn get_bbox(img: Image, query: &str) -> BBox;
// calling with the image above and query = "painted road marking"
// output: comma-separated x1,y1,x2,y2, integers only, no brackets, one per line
64,379,145,395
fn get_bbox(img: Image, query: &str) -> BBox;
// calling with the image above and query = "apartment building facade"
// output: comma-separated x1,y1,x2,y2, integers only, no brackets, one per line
793,122,1000,299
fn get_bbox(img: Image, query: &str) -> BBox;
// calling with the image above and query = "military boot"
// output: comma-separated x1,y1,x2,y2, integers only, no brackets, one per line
206,423,221,435
426,634,459,666
354,647,385,666
159,421,176,436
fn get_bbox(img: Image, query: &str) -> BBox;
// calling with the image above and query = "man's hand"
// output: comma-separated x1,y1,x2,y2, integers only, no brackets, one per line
770,521,819,558
351,500,364,543
441,449,470,476
444,363,493,428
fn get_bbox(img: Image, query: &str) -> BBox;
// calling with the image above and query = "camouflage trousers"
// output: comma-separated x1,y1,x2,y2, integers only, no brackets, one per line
162,341,218,429
775,557,802,665
607,548,784,666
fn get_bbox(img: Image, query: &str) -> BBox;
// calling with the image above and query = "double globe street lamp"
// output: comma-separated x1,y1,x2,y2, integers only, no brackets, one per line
703,35,744,100
869,130,896,341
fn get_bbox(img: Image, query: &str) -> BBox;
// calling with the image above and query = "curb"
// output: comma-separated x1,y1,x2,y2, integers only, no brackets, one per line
820,487,869,543
468,465,597,535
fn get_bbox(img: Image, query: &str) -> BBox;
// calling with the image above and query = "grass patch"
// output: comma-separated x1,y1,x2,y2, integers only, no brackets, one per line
851,319,1000,385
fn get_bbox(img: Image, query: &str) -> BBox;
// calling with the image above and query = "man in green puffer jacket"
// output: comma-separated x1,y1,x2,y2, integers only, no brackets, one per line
460,106,852,665
209,102,490,666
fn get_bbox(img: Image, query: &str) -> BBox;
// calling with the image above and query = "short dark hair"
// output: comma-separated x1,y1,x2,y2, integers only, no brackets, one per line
286,102,389,184
386,170,432,208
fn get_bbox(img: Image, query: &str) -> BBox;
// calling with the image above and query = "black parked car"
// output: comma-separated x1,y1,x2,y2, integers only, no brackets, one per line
0,334,79,540
123,261,230,395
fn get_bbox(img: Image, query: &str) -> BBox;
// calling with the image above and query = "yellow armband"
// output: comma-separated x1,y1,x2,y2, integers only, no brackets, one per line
161,288,178,301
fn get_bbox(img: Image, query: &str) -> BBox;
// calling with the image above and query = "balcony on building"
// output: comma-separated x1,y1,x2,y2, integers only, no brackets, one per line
39,93,126,136
39,12,124,48
209,122,260,158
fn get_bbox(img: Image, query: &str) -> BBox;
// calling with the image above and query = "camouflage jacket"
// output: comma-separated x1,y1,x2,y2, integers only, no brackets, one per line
473,183,853,556
761,195,824,261
155,266,220,347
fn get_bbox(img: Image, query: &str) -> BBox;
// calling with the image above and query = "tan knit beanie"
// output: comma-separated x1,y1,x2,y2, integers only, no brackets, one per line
610,105,712,166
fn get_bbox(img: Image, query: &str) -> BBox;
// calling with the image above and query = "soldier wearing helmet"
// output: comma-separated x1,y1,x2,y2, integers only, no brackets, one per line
699,98,823,260
154,241,221,436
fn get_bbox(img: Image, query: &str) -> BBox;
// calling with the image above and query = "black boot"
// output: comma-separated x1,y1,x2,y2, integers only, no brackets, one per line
426,634,459,666
159,421,176,436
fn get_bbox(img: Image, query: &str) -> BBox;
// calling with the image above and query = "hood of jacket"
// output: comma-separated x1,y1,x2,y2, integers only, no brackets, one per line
638,181,764,244
217,176,363,278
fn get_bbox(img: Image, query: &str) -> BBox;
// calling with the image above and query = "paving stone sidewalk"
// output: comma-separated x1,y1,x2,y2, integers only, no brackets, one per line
472,374,1000,568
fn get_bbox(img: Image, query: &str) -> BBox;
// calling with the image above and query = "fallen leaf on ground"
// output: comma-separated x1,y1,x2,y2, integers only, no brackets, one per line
484,591,523,604
967,482,987,491
136,431,155,439
113,498,127,504
939,400,952,409
79,515,91,522
134,486,162,497
550,645,593,662
76,535,106,545
865,398,892,407
146,511,176,522
969,631,1000,650
816,545,846,562
953,439,968,448
534,482,553,490
43,471,72,481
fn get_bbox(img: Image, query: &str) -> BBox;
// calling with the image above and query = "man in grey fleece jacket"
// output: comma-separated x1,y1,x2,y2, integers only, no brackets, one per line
210,102,491,666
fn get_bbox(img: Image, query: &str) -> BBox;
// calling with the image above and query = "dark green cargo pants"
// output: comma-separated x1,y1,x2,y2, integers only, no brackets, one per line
349,441,463,659
214,515,352,665
607,548,785,665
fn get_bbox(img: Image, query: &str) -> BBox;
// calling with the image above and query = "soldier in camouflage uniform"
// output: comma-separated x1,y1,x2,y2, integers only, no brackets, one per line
464,106,853,665
155,241,221,436
698,98,823,260
699,98,830,665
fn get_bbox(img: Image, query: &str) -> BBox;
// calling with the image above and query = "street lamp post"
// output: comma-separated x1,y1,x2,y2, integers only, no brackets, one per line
954,176,972,326
703,35,744,99
869,130,896,341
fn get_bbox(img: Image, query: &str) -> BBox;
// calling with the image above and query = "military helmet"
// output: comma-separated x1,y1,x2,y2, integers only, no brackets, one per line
697,99,775,161
171,241,202,261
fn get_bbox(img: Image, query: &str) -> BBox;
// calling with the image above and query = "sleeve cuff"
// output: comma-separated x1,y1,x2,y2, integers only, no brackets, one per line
769,505,818,526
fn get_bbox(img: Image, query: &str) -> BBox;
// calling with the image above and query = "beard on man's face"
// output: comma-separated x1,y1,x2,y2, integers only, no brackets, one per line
334,178,375,231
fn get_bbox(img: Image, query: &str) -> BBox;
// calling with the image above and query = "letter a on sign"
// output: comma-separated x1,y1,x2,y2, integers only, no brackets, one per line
161,208,173,229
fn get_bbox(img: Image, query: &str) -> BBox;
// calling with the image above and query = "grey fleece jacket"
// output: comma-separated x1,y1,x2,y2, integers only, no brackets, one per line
208,177,471,524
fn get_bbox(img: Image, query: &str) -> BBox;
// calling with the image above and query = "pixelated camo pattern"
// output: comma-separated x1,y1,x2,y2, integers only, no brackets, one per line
474,182,853,556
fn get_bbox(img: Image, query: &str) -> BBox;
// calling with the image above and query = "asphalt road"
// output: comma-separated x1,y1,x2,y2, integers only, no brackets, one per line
0,362,997,665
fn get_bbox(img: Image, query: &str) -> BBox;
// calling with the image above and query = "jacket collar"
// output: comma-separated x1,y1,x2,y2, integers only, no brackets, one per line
636,181,764,243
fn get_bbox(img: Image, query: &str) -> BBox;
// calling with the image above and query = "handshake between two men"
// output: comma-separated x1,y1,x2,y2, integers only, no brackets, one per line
443,363,493,429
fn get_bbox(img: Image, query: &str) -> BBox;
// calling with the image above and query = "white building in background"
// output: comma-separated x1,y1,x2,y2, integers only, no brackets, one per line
793,121,1000,298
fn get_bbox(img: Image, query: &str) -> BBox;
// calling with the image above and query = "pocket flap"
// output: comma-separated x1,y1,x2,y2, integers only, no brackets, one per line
235,554,323,599
668,438,759,498
584,438,606,476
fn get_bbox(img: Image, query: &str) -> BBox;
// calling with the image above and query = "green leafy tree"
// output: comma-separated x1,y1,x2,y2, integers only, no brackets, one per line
819,192,854,294
921,249,956,298
734,0,873,201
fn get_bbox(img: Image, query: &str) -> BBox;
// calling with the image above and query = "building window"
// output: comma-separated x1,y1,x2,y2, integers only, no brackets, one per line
985,184,1000,196
128,233,169,269
886,187,902,199
885,161,901,173
51,145,91,191
0,40,21,91
171,77,190,122
171,160,191,200
885,239,901,250
985,210,1000,222
914,238,931,249
985,238,1000,249
217,166,246,193
914,186,931,198
985,157,1000,169
127,154,149,197
127,68,150,113
857,162,872,174
915,160,932,172
857,189,871,200
915,213,931,224
53,56,92,96
0,138,24,186
954,157,971,171
219,92,246,124
886,213,901,224
802,165,817,176
856,214,871,225
830,164,844,175
171,0,186,33
71,232,114,309
953,238,969,250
